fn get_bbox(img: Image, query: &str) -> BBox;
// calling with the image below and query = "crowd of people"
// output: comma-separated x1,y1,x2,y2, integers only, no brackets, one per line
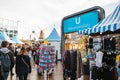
0,40,40,80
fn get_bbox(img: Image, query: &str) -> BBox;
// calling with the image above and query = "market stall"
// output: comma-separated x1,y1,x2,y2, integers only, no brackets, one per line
78,4,120,80
46,28,61,61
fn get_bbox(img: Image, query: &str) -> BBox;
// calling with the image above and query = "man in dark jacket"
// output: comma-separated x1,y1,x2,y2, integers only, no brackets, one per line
8,43,15,76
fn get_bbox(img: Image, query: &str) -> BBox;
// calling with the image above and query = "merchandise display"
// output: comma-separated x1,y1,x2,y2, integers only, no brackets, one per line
37,45,56,75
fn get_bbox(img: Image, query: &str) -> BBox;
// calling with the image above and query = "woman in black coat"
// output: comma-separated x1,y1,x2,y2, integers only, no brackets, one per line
15,47,31,80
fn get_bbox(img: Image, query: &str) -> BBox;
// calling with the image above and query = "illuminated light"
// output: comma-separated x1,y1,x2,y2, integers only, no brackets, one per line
100,32,102,34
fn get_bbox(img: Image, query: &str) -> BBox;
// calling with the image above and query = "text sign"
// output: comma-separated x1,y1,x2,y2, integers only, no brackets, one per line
63,11,99,33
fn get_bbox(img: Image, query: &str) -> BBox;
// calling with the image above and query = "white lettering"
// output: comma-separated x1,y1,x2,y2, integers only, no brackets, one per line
75,17,80,24
68,24,90,31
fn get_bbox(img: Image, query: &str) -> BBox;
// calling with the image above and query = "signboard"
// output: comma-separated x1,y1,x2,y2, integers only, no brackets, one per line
63,11,99,33
61,6,105,60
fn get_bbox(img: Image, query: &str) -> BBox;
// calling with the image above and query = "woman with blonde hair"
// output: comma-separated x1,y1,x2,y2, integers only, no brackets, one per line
15,47,31,80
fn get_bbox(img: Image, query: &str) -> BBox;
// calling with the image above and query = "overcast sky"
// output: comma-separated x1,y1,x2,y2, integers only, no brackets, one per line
0,0,119,40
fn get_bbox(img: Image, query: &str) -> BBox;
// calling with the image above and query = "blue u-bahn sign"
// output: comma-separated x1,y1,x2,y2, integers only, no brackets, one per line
63,11,99,33
61,6,105,59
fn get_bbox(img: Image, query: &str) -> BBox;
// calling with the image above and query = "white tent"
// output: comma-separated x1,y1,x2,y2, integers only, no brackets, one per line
12,36,24,44
0,32,15,43
46,28,61,60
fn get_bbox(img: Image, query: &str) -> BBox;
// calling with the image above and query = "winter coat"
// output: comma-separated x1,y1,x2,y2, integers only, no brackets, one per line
15,54,31,75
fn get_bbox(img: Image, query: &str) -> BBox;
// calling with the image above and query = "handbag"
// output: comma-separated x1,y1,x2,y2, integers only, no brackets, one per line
21,58,30,73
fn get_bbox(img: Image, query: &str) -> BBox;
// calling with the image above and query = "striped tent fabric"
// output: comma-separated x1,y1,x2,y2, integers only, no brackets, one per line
78,29,89,35
91,4,120,34
78,4,120,35
88,28,93,34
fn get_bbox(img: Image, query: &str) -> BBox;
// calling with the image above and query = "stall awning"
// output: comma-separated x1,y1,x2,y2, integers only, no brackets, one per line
79,4,120,35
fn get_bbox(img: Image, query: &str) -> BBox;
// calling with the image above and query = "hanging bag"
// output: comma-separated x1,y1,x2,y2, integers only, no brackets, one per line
21,58,30,73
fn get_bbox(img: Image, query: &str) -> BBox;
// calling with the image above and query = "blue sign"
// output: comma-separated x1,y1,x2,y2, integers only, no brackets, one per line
63,11,99,33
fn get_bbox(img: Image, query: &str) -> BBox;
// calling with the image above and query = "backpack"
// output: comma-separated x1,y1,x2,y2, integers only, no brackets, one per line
0,51,11,72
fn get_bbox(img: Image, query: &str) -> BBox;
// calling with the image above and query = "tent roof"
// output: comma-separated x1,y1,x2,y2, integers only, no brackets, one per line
12,36,24,44
46,28,61,42
91,4,120,33
0,32,15,43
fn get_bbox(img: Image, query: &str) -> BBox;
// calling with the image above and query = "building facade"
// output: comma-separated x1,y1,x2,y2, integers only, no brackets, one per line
0,18,18,39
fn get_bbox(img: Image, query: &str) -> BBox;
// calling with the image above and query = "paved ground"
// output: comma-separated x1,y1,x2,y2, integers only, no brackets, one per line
8,61,63,80
8,61,86,80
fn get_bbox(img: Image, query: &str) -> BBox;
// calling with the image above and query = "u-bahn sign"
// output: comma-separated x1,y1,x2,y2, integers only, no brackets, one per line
63,11,99,33
61,6,105,59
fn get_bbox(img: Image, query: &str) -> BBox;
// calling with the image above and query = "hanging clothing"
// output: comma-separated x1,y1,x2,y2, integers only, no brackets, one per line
63,50,72,71
116,54,120,68
102,66,118,80
63,50,83,80
77,51,83,78
102,51,116,67
37,46,56,73
63,50,72,80
116,54,120,78
93,38,102,51
71,50,77,80
96,51,104,67
103,37,116,51
91,66,102,80
88,38,93,49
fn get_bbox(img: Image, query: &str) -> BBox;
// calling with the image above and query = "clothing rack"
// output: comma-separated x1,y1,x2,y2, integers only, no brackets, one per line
91,49,117,80
63,49,82,80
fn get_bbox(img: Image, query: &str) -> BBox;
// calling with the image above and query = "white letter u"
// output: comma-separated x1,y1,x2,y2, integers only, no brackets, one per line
76,17,80,24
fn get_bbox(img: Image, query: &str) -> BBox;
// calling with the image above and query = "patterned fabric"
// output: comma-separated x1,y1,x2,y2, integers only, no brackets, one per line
37,46,56,72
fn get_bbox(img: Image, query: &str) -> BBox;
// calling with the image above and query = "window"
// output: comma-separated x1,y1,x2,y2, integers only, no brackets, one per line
9,34,13,38
5,30,8,32
14,30,18,34
10,30,13,33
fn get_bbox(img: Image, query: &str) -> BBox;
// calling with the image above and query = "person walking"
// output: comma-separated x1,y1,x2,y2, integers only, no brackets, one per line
8,43,15,76
32,46,37,67
0,41,11,80
15,47,31,80
14,45,22,57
